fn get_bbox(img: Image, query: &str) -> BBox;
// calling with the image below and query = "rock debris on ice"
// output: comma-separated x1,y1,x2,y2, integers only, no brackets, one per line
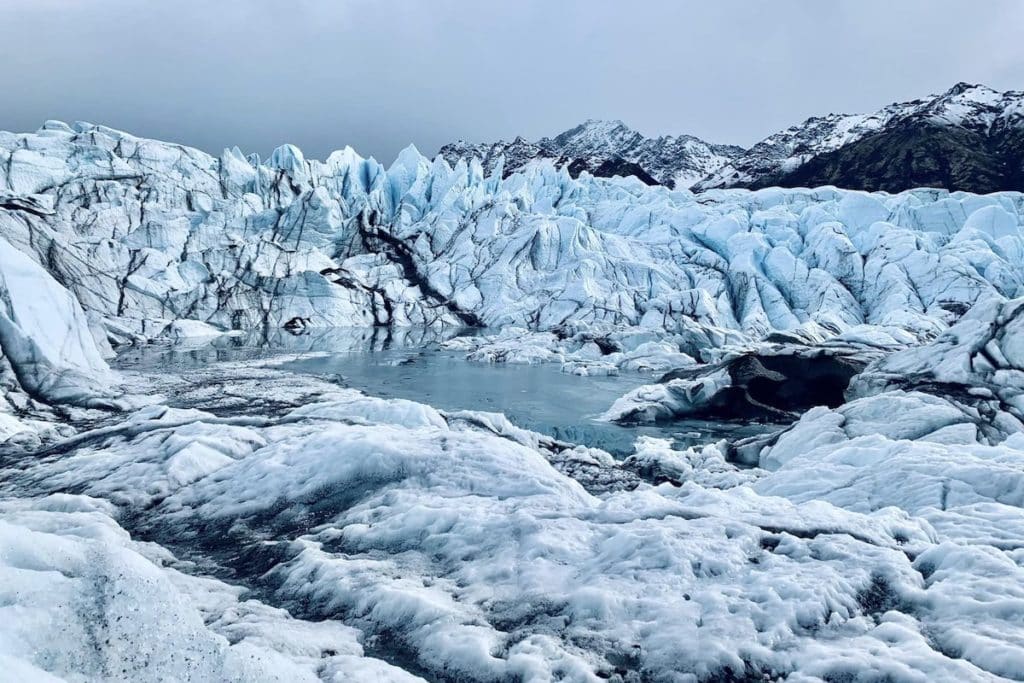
1,121,1024,681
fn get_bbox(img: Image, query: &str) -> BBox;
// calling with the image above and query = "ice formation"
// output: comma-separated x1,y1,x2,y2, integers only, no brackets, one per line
2,120,1023,352
1,121,1024,681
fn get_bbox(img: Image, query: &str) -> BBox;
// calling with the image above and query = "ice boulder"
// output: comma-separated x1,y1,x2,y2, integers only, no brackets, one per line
0,236,113,406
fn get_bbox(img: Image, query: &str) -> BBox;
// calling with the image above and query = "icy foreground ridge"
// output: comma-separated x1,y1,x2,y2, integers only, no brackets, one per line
2,121,1024,681
4,367,1024,682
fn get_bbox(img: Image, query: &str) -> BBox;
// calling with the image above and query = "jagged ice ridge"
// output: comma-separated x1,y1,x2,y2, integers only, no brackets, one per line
0,120,1024,681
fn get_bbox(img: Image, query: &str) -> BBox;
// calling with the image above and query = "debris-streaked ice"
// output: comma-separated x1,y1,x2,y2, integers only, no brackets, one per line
1,123,1024,681
1,122,1023,345
0,387,1001,681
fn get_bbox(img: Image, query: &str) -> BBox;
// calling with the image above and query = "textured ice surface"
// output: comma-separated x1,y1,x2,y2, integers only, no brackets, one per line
0,235,112,402
0,341,1019,681
0,495,424,682
601,327,901,424
2,122,1024,348
2,122,1024,680
443,327,699,376
6,376,1013,682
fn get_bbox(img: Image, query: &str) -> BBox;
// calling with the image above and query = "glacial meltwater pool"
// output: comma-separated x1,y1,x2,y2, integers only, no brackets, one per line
115,327,773,456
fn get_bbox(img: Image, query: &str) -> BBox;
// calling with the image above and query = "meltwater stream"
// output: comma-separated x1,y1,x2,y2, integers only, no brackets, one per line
115,327,774,456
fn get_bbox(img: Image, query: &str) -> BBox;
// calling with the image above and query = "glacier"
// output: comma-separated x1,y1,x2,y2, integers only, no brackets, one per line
3,120,1023,345
1,121,1024,681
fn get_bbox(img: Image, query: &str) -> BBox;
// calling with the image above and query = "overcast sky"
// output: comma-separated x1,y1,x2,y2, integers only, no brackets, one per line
2,1,1022,162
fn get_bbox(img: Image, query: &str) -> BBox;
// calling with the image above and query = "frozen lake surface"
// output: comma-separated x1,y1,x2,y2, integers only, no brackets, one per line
115,328,775,456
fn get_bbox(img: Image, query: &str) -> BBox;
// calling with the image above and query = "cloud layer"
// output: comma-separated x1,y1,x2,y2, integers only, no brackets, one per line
2,0,1022,161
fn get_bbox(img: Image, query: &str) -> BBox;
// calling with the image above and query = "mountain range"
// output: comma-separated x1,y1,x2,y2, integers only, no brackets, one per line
440,83,1024,194
440,120,742,189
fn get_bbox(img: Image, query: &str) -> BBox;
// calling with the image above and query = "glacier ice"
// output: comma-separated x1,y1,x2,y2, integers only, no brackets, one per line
5,364,1023,681
1,122,1024,681
1,121,1023,349
0,494,424,682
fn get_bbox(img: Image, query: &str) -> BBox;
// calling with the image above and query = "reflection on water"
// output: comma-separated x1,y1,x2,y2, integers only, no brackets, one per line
116,326,772,457
115,326,467,365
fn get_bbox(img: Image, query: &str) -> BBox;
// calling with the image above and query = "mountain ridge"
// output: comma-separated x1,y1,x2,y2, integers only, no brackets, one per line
697,82,1024,193
440,119,742,189
441,82,1024,194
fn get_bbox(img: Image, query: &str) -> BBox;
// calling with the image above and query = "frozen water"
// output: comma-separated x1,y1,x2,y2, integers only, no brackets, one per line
3,121,1024,350
0,494,425,682
115,331,772,457
2,121,1024,681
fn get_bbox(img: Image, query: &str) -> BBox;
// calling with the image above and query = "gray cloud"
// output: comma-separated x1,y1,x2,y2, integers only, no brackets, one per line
2,0,1022,162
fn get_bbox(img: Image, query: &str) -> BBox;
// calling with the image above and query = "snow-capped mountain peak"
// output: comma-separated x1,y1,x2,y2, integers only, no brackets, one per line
695,82,1024,193
916,82,1023,129
440,120,743,189
541,119,638,152
441,83,1024,195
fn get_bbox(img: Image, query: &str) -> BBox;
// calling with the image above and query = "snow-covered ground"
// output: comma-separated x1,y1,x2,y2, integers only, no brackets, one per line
2,123,1024,681
4,354,1024,681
